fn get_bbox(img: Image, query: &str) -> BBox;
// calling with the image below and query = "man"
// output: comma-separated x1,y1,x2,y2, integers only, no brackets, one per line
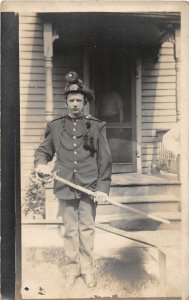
34,71,112,288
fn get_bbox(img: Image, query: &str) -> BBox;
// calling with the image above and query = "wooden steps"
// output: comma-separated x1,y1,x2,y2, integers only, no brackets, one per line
111,173,180,186
97,194,180,216
107,194,179,203
41,173,181,226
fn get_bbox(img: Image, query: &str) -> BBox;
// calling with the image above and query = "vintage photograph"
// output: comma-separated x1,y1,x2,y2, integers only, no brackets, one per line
1,1,189,299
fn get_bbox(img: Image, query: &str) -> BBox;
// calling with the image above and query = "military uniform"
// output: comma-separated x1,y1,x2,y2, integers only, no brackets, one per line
34,113,112,276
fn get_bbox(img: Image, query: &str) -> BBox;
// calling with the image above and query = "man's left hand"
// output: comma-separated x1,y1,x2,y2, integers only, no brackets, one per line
94,191,108,203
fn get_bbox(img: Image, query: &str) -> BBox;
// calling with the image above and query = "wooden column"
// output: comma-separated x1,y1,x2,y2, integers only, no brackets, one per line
180,5,189,300
175,27,181,122
43,22,53,122
136,57,142,173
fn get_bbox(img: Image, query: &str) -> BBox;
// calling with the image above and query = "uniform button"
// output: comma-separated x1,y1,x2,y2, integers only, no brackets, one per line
73,143,77,147
74,151,77,155
73,128,76,131
73,122,77,126
74,161,77,164
73,169,77,173
73,136,77,139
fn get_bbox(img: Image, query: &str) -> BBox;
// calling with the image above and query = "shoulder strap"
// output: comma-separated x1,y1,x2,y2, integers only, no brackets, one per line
50,115,66,123
85,114,103,123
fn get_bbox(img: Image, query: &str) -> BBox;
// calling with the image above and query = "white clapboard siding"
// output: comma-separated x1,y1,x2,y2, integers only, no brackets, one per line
21,149,35,157
19,23,42,31
19,14,45,183
141,41,177,172
142,103,176,110
142,122,176,130
20,44,44,52
19,16,41,24
142,109,176,116
141,129,158,137
21,142,41,150
20,31,43,39
21,66,45,74
19,37,43,46
20,52,44,60
20,81,45,89
142,148,158,155
20,101,66,109
142,116,176,123
142,69,176,77
142,90,176,97
142,96,176,103
142,82,176,90
143,62,175,70
20,74,45,81
21,128,45,136
20,60,45,67
142,76,176,83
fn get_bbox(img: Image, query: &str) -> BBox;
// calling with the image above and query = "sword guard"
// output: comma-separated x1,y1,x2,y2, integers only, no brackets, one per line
35,170,57,184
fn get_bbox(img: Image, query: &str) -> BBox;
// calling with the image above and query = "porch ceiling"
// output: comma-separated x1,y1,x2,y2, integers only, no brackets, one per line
39,12,180,49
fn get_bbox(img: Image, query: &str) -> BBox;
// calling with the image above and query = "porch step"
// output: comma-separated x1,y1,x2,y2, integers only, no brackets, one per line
110,173,180,197
96,211,181,231
110,184,180,197
111,173,180,186
107,194,179,203
97,194,180,216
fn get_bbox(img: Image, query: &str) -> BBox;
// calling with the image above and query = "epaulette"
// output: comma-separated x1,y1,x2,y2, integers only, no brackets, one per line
85,115,103,122
50,115,66,123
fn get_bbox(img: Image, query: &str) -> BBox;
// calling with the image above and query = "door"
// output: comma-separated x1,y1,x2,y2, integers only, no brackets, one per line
88,48,136,173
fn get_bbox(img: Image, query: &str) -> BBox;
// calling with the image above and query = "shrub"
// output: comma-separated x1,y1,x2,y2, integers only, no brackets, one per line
23,170,45,219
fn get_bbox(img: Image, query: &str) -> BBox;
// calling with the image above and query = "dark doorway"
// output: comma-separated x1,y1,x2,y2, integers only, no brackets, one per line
89,48,136,173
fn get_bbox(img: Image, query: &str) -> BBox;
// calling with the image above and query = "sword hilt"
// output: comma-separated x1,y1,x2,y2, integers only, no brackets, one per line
35,170,57,184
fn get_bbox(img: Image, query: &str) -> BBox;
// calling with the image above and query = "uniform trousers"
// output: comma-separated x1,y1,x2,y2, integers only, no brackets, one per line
59,195,97,276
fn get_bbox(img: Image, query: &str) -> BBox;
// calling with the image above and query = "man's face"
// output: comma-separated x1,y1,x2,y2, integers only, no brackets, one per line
67,93,85,117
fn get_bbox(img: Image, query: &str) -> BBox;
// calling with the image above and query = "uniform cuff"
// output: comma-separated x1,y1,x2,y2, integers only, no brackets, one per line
96,181,111,195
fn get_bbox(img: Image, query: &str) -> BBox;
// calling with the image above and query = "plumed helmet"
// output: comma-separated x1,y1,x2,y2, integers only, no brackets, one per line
64,71,94,102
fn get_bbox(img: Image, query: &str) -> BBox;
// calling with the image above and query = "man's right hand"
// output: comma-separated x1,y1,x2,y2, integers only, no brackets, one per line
35,164,50,176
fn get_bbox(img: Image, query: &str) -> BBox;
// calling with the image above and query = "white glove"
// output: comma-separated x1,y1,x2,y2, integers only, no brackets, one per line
94,191,108,203
35,164,50,176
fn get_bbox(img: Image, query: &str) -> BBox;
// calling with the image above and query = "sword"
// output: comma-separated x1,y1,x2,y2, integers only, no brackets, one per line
36,171,170,225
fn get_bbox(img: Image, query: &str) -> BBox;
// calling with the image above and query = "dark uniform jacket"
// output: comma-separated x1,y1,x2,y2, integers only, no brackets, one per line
34,114,112,200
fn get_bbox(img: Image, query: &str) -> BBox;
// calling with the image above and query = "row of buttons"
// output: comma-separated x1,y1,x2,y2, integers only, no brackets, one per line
73,121,78,173
74,139,78,171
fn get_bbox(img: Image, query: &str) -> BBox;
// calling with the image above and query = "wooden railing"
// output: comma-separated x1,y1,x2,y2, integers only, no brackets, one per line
153,129,180,179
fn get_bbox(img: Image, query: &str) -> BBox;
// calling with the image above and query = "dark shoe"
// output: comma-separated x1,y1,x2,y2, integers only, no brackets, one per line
82,274,97,288
65,275,77,288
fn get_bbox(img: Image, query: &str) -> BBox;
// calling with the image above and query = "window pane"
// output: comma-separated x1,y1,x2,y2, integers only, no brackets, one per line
106,128,133,163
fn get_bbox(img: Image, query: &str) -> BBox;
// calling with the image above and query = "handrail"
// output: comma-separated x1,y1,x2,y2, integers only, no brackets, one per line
154,129,180,177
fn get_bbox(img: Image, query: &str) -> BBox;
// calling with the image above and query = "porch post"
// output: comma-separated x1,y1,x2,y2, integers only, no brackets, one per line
180,5,189,300
175,27,181,122
43,22,53,122
136,56,142,173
